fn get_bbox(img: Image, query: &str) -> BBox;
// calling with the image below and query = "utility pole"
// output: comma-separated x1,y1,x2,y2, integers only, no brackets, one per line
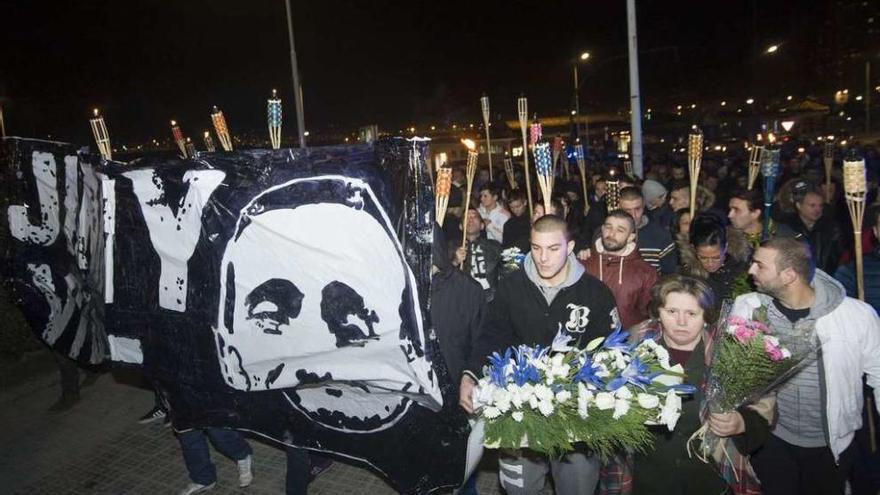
284,0,307,148
866,60,872,134
626,0,644,178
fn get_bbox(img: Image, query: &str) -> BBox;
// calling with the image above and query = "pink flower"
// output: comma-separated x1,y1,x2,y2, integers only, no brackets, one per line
750,321,769,333
733,325,757,343
764,339,784,361
728,316,748,327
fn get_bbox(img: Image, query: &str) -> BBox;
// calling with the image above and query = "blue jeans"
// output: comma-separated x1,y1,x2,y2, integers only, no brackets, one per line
177,428,252,485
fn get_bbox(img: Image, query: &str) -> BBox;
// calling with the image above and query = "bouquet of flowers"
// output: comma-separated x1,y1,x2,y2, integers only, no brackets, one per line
691,304,819,462
500,247,526,273
473,327,695,458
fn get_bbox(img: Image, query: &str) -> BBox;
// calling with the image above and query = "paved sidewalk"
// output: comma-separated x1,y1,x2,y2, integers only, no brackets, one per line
0,354,507,494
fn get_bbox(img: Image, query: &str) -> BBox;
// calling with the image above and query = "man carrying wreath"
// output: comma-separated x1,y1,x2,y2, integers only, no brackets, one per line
459,215,619,495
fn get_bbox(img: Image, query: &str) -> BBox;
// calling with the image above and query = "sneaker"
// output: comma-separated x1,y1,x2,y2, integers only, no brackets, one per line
237,455,253,487
177,482,215,495
137,406,166,424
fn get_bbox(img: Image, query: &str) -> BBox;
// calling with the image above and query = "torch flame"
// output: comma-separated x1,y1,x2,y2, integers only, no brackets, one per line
461,138,476,151
170,120,177,126
204,131,210,138
272,88,277,98
93,108,99,117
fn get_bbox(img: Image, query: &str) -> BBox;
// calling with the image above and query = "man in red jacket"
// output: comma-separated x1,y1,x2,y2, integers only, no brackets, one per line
582,209,658,329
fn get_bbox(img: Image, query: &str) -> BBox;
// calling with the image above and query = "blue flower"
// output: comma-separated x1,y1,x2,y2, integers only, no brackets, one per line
602,325,631,352
606,357,661,392
511,345,541,386
487,348,513,388
573,355,604,389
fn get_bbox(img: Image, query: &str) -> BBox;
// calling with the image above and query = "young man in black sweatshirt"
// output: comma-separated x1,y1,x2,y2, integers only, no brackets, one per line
459,215,619,495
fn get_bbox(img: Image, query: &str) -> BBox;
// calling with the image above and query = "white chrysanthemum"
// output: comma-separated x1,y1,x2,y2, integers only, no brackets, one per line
538,400,555,417
484,406,501,419
595,392,616,410
660,390,682,431
637,393,660,409
781,348,792,359
654,345,671,369
612,398,630,419
512,411,524,422
529,395,540,410
555,390,572,404
534,384,554,402
615,387,634,400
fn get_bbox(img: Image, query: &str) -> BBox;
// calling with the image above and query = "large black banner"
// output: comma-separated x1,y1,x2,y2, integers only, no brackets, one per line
0,137,471,493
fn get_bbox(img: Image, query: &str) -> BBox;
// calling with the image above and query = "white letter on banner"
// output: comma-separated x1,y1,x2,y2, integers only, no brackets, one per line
63,155,80,255
76,162,103,270
27,263,79,346
102,177,116,304
8,151,60,245
123,169,226,312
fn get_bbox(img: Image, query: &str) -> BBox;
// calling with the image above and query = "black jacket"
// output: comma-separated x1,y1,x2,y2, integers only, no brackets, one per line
781,213,844,275
502,213,530,252
431,269,486,380
465,263,619,375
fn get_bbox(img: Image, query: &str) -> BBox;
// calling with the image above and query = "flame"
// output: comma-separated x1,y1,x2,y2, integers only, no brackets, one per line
171,120,177,126
204,131,210,138
272,88,277,98
93,108,99,117
461,138,476,151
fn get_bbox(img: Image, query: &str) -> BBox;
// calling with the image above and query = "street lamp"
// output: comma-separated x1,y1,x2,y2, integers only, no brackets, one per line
765,44,779,54
573,51,592,149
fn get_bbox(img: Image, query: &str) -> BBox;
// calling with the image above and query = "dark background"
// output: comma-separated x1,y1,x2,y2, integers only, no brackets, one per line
2,0,871,144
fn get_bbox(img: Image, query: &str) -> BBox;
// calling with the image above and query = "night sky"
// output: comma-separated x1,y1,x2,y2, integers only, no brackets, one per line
3,0,825,144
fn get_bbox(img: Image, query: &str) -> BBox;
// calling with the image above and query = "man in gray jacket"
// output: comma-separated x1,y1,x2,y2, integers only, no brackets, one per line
731,236,880,495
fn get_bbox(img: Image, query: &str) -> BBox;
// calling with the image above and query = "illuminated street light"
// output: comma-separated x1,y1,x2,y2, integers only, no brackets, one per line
786,95,793,101
765,44,779,54
720,101,727,106
579,51,591,61
746,98,754,105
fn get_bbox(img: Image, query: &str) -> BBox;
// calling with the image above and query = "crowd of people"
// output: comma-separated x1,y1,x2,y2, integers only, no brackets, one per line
441,142,880,495
43,141,880,495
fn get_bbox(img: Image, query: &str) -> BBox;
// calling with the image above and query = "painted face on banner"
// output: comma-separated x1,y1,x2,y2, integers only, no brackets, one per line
214,176,438,432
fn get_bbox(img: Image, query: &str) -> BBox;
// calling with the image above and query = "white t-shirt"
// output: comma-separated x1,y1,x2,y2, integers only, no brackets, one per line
477,204,511,243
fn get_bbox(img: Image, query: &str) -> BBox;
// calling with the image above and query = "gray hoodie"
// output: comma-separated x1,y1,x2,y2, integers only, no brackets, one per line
748,270,845,448
523,253,585,306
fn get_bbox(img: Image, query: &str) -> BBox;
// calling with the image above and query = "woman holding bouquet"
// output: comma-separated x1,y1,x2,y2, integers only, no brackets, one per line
629,275,772,495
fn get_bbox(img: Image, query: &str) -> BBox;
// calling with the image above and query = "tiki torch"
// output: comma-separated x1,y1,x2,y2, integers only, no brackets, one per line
503,157,516,190
575,144,589,215
480,94,493,182
435,167,452,227
688,131,703,218
171,120,187,158
606,169,621,211
203,131,216,152
89,108,112,160
185,137,196,158
760,148,781,241
517,96,534,218
211,106,233,151
843,157,867,300
747,144,763,190
534,142,554,214
823,142,835,203
461,139,479,251
268,89,282,150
